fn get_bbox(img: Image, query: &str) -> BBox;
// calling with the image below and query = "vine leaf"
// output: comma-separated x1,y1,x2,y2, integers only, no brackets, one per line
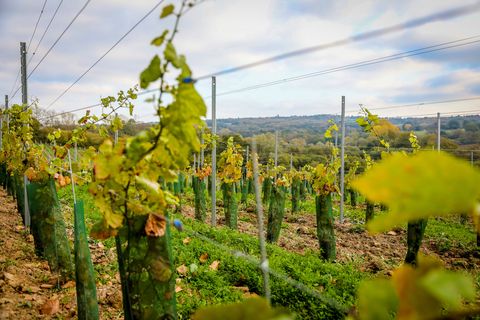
421,269,475,310
140,55,162,89
151,30,169,46
353,151,480,233
160,4,174,18
357,256,475,320
164,42,181,68
145,214,167,237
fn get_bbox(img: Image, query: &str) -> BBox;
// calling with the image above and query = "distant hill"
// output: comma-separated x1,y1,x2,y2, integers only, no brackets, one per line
206,114,480,137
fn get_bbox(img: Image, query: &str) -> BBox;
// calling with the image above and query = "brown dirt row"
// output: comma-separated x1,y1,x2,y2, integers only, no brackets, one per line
0,188,121,319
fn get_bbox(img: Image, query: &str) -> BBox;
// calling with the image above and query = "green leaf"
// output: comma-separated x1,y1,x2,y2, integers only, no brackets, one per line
135,175,161,195
164,42,180,68
140,55,162,89
357,279,398,320
353,151,480,233
150,30,169,46
160,4,174,18
420,270,475,310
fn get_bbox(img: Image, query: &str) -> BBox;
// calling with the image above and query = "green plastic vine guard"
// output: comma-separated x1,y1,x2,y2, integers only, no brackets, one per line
27,179,74,280
267,185,286,243
193,176,206,222
74,200,99,319
117,214,176,319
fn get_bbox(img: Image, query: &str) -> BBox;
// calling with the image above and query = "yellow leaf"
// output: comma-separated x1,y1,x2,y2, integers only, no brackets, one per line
104,209,124,229
199,253,209,263
353,151,480,233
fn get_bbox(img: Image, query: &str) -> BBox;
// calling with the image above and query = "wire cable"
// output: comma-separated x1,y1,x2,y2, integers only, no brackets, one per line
194,2,480,80
8,71,21,99
27,0,91,80
346,96,480,114
44,0,165,110
212,37,480,98
28,0,65,67
27,0,49,53
37,87,155,121
8,0,50,98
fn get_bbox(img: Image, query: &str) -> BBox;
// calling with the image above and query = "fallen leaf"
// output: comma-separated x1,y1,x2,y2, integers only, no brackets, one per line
62,281,76,289
40,284,54,289
176,264,188,276
145,214,166,237
182,237,191,244
40,298,60,315
175,285,183,293
199,253,209,263
387,231,397,236
3,272,15,281
22,286,41,293
209,260,220,271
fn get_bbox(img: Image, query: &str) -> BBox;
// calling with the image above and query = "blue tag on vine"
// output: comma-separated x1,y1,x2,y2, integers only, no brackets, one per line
173,219,183,231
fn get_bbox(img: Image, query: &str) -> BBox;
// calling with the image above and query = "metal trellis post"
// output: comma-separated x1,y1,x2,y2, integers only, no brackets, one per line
20,42,28,108
211,76,217,226
339,96,346,223
437,112,441,151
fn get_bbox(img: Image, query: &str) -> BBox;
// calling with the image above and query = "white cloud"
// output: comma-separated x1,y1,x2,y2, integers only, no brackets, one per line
0,0,479,122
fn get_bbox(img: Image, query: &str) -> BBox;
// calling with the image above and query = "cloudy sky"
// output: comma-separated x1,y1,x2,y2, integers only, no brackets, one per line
0,0,479,122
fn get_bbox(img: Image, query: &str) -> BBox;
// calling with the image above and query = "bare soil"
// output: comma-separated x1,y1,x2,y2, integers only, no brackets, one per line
0,188,121,319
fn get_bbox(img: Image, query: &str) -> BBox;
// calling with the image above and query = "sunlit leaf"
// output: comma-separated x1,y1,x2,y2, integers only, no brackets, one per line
160,4,174,18
140,55,162,89
151,30,169,46
353,151,480,232
164,42,181,68
420,269,475,310
357,279,398,320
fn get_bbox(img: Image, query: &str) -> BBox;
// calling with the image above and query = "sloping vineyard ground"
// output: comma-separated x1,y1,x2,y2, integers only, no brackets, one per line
0,188,121,319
